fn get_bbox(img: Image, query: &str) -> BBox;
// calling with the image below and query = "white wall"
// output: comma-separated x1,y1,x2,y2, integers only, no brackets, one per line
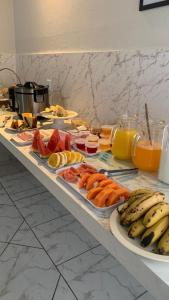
13,0,169,54
0,0,15,53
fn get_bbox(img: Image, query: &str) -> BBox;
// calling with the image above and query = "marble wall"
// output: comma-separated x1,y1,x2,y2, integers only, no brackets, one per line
0,54,16,86
16,50,169,124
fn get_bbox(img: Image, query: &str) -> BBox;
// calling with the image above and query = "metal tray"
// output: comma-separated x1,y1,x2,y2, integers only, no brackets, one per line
56,164,127,218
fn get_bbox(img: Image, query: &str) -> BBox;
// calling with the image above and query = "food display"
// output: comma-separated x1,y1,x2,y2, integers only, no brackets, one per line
58,164,130,209
11,130,51,146
31,129,71,158
11,119,25,130
117,188,169,255
10,113,37,131
73,134,99,156
44,105,68,117
48,151,85,169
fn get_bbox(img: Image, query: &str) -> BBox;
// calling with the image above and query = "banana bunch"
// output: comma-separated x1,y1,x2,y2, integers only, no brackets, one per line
119,188,169,255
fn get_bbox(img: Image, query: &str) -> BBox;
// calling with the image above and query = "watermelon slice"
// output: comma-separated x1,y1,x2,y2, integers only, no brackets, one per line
57,134,71,151
64,134,71,151
37,137,51,158
47,129,60,153
32,130,40,152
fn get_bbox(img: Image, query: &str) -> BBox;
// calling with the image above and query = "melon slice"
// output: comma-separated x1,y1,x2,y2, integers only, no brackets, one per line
47,129,60,153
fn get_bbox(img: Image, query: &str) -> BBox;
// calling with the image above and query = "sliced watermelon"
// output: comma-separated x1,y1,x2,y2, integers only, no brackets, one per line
37,137,51,158
64,134,71,151
47,129,60,153
32,129,40,152
57,134,71,151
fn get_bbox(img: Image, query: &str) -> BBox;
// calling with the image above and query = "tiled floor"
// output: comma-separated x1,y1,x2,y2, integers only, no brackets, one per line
0,145,155,299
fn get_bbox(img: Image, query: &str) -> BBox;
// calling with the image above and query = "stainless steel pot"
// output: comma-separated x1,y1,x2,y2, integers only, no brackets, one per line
14,82,49,115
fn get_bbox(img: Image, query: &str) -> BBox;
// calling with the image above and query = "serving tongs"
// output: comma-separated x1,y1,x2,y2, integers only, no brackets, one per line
98,167,138,176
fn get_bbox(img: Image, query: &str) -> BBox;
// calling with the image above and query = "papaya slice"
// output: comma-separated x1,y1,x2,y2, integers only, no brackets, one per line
79,173,91,189
93,188,115,207
99,179,114,187
87,187,103,200
86,173,107,190
106,188,129,207
104,182,120,190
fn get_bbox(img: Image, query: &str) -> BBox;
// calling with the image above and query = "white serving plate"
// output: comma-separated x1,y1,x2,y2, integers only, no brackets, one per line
56,165,126,218
5,124,42,133
110,209,169,262
41,110,78,120
11,130,52,146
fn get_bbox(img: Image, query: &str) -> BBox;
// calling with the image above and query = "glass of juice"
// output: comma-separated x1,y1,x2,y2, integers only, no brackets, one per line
99,138,111,152
132,121,164,172
101,125,113,139
111,116,137,160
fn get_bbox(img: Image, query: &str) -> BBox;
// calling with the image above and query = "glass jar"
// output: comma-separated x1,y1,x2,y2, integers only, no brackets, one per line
111,115,137,160
132,121,164,172
90,120,101,136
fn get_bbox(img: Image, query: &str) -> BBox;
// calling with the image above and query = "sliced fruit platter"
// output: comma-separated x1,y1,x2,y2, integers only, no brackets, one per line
11,130,51,146
48,151,85,170
57,163,130,217
110,188,169,261
31,129,71,158
41,105,77,119
31,128,85,170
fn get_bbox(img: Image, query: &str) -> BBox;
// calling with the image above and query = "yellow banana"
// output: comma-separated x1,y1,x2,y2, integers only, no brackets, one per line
122,192,165,225
143,202,169,228
128,189,155,205
141,216,169,247
128,217,146,238
157,227,169,255
117,202,129,215
120,192,156,224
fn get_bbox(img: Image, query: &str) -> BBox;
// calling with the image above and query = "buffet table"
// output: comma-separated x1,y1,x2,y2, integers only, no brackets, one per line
0,127,169,300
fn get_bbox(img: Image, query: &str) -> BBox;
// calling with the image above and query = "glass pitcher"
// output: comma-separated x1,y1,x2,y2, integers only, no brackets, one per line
111,115,137,160
132,121,164,172
158,124,169,183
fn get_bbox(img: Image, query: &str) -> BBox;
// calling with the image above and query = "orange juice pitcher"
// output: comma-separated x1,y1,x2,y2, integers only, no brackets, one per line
132,121,163,172
112,115,137,160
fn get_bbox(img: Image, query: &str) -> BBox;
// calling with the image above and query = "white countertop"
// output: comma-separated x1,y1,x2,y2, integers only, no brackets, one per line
0,127,169,300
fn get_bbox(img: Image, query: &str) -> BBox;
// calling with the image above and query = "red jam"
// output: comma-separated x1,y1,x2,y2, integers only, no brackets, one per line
75,138,86,151
85,142,98,154
86,146,98,154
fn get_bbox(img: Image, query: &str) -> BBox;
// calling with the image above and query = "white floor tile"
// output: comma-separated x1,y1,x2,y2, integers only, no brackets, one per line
0,244,59,300
16,191,69,227
58,245,146,300
137,292,155,300
1,171,45,201
0,160,25,177
0,184,13,205
0,144,16,163
53,276,76,300
11,222,42,248
0,242,7,256
33,214,99,265
0,205,23,242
